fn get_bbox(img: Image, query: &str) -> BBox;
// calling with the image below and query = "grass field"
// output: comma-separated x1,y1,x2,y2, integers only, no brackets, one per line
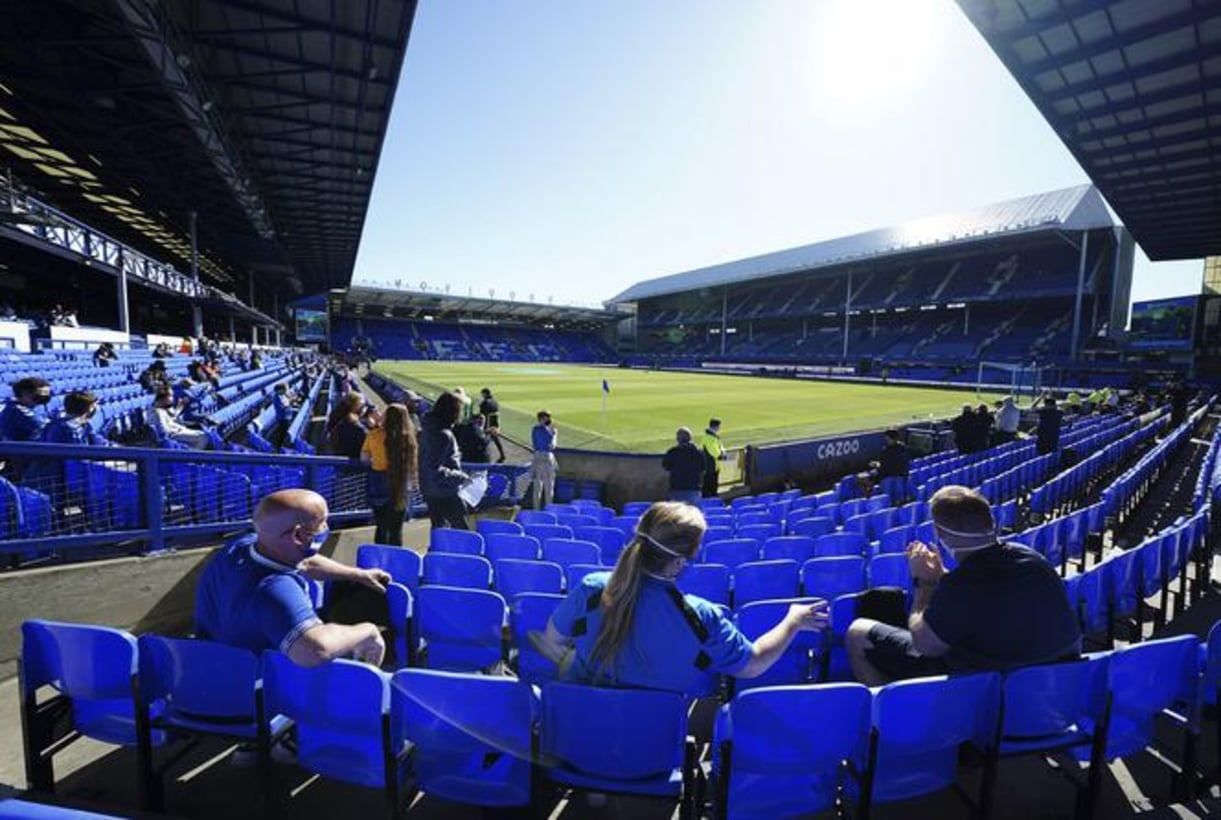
375,361,1001,454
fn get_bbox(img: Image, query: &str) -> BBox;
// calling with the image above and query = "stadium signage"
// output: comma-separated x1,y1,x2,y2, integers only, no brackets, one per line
751,430,886,487
816,438,861,460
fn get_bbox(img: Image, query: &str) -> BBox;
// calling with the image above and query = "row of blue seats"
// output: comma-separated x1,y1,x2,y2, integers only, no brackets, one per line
19,617,1221,819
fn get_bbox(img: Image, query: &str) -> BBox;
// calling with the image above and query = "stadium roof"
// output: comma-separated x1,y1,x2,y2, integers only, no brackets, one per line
0,0,416,297
958,0,1221,261
609,184,1117,304
334,285,628,328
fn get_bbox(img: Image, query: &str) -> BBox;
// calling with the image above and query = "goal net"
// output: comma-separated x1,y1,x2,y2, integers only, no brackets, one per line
976,361,1049,398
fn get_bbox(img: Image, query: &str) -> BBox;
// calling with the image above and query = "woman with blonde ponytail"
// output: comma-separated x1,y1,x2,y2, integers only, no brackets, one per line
535,501,830,693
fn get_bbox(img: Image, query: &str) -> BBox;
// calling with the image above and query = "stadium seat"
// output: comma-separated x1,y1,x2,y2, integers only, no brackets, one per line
760,535,817,564
542,538,602,570
357,544,422,592
555,513,599,530
735,512,773,529
733,600,821,690
565,564,605,592
737,523,782,542
699,498,726,511
416,586,508,672
476,519,524,538
868,673,1001,811
842,513,872,537
391,669,537,808
712,683,871,820
877,525,915,556
789,516,835,538
676,563,731,607
801,557,866,601
509,592,566,685
262,653,410,815
732,560,800,607
494,559,563,598
485,533,541,563
704,539,761,569
813,532,868,558
516,510,557,526
703,525,734,545
610,515,640,542
20,620,158,807
622,501,652,517
429,528,485,556
869,553,913,594
422,553,492,589
523,523,574,543
541,684,698,818
573,526,629,566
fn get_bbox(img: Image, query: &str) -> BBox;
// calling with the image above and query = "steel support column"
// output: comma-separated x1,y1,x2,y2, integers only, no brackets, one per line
1070,231,1089,361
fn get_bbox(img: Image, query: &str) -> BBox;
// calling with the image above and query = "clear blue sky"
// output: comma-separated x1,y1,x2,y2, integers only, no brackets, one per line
352,0,1202,310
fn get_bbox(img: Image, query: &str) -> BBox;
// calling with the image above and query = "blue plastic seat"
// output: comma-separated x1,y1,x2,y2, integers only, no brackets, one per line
760,535,817,564
391,669,538,807
541,684,698,815
494,559,563,598
702,525,734,546
868,672,1002,810
789,515,835,538
699,497,726,511
515,510,557,526
416,586,508,672
542,538,602,569
565,563,605,591
20,620,158,806
676,563,731,607
429,528,485,556
877,525,915,556
555,513,599,530
262,653,409,814
1103,549,1140,642
509,592,566,685
733,599,821,690
735,512,773,529
485,533,541,563
814,532,868,558
868,553,913,593
704,538,761,569
476,519,524,538
737,523,782,543
422,553,492,589
713,683,871,820
801,557,866,600
732,560,799,607
622,501,652,517
357,543,422,592
573,526,628,566
523,523,574,543
894,501,928,527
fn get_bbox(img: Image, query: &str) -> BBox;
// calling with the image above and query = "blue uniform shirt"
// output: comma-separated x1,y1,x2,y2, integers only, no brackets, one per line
551,571,753,693
0,399,48,442
194,533,322,655
531,423,557,452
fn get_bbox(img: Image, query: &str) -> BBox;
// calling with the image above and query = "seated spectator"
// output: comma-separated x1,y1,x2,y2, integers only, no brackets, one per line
24,390,111,492
0,377,52,443
661,426,704,505
845,486,1079,685
325,391,370,458
92,342,119,368
149,386,209,449
455,414,491,464
272,382,299,426
194,489,390,667
174,363,214,423
533,502,828,693
138,360,170,394
152,341,173,359
859,428,909,496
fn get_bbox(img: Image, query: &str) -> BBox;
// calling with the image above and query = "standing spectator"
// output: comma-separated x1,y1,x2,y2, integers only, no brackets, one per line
529,409,559,510
950,405,976,454
324,392,368,459
361,403,419,546
699,418,725,498
453,386,474,423
138,360,170,394
661,427,704,505
1170,382,1191,427
456,414,491,464
479,387,506,463
974,404,995,451
859,428,909,497
1036,395,1063,456
92,342,119,368
149,387,209,449
419,392,471,530
994,397,1021,444
845,485,1079,685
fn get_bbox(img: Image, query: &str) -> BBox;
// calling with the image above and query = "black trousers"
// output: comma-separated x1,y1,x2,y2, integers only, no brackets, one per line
372,504,406,546
426,495,470,530
701,469,719,498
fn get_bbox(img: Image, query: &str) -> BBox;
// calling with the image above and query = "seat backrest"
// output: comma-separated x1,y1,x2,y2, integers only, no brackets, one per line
138,635,259,721
790,516,835,538
357,544,422,591
761,535,818,564
541,683,687,780
703,526,734,545
732,560,800,607
1001,653,1108,745
523,524,574,543
542,538,602,569
737,523,782,542
494,559,563,598
486,534,542,563
814,532,868,558
734,599,821,688
429,528,485,556
676,563,731,607
704,538,761,569
423,553,493,589
516,510,557,526
868,553,912,592
621,501,652,517
1105,634,1200,759
476,519,524,538
801,557,866,600
573,526,629,565
21,620,137,702
565,564,606,592
416,586,509,672
878,525,915,556
556,513,599,530
392,668,537,760
1102,549,1139,618
509,593,566,685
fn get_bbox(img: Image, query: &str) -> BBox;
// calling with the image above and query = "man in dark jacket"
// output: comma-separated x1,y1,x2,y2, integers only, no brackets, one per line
951,406,976,454
419,391,471,530
662,427,705,505
456,415,491,464
1036,395,1063,456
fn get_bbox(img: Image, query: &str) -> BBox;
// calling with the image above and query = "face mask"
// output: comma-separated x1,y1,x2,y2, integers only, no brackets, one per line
34,393,52,405
300,528,329,557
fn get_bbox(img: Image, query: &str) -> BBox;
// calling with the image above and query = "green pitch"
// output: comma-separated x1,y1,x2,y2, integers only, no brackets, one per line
375,361,1001,454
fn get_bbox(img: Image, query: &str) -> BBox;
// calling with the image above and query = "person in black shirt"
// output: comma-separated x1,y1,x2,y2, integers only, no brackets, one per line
1036,395,1063,456
325,392,369,459
951,405,976,454
661,427,705,505
93,342,119,368
479,387,506,463
859,428,909,496
845,485,1079,684
456,415,491,464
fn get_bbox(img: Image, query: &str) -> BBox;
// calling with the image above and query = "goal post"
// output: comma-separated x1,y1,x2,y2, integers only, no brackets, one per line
976,361,1048,399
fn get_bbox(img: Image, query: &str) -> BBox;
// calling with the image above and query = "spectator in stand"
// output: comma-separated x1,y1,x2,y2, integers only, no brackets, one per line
149,386,209,449
845,486,1079,685
662,427,704,505
361,403,418,546
994,396,1021,444
0,377,52,444
195,489,390,667
859,428,909,496
138,360,170,394
92,342,119,368
152,342,173,359
174,363,214,424
529,409,559,510
1170,382,1192,427
456,414,491,464
419,391,471,530
453,386,474,423
24,390,112,491
479,387,506,463
0,301,16,320
272,383,299,426
249,351,263,370
1035,395,1063,456
699,418,726,498
325,392,369,459
951,405,976,454
532,501,829,693
975,403,995,450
